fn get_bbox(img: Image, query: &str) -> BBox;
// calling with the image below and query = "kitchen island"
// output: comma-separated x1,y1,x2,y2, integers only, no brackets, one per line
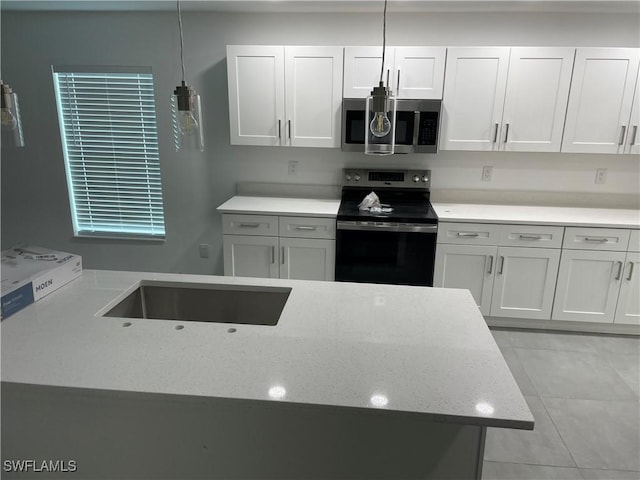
1,270,533,479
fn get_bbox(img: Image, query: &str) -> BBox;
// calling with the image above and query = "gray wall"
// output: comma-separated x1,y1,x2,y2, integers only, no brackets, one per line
2,9,639,274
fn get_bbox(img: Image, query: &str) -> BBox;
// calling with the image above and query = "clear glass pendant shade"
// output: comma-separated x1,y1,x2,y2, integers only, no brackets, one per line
171,82,204,152
365,83,396,155
1,82,25,148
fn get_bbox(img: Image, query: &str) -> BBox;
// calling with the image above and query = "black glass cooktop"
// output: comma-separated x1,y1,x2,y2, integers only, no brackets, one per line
337,187,439,224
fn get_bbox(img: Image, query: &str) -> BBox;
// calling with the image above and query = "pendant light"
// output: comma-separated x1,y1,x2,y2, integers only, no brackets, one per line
1,80,25,148
365,0,396,155
171,0,204,152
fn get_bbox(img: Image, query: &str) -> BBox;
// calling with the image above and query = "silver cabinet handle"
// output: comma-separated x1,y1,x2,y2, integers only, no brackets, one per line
493,123,499,143
271,246,275,264
615,261,623,280
627,261,635,281
487,255,494,274
281,246,285,265
288,120,292,140
295,225,317,231
519,234,543,240
386,69,390,88
584,237,608,243
239,223,260,228
630,125,638,146
397,69,401,91
278,119,282,140
503,123,510,143
619,125,627,146
498,256,505,275
457,232,480,238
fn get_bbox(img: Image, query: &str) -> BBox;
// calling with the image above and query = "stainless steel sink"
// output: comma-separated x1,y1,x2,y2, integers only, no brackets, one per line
103,281,291,326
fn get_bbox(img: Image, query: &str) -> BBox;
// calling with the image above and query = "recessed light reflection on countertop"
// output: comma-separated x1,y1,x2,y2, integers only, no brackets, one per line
370,394,389,408
268,385,287,400
475,402,495,415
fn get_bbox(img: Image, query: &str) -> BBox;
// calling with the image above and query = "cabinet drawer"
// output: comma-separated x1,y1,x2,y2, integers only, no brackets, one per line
279,216,336,239
437,222,499,245
498,224,564,248
222,214,279,236
563,227,630,251
628,230,640,253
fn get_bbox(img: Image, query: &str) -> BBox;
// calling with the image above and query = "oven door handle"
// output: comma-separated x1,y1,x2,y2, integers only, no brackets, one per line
337,221,438,233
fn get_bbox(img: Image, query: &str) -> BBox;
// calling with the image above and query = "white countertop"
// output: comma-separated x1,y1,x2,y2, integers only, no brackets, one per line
1,270,533,430
216,195,639,228
432,203,640,228
217,195,340,217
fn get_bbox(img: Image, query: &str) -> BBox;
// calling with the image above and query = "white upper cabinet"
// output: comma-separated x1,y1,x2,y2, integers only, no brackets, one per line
562,47,640,154
440,47,510,151
501,47,575,152
624,70,640,155
227,45,285,146
343,46,446,99
440,47,575,152
227,45,343,148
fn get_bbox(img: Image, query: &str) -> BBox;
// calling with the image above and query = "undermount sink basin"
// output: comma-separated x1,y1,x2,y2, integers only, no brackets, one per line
103,281,291,326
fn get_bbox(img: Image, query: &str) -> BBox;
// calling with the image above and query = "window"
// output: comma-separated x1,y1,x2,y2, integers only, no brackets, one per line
52,66,165,239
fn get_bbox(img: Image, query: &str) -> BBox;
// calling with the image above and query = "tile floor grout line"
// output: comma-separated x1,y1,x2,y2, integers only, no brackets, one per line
538,395,581,470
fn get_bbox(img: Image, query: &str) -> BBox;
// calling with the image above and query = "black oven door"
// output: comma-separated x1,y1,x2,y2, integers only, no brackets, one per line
335,224,437,287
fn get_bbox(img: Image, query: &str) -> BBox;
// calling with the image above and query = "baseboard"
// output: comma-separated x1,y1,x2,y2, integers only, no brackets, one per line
485,316,640,336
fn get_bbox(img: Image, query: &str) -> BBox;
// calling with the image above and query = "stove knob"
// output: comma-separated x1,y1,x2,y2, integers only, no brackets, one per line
354,173,361,181
421,175,429,183
412,175,420,183
345,173,352,181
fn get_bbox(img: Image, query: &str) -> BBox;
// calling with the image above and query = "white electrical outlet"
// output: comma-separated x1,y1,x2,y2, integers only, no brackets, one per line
288,160,298,176
481,166,493,182
595,168,607,184
198,244,209,259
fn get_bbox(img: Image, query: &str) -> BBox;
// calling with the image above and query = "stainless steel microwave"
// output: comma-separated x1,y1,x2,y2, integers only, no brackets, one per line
341,98,441,154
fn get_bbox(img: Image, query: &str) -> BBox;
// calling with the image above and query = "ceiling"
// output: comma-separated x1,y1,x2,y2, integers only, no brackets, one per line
2,0,639,13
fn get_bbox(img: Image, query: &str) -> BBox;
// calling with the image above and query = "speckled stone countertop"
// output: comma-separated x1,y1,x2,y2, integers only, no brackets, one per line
1,270,533,430
217,196,341,217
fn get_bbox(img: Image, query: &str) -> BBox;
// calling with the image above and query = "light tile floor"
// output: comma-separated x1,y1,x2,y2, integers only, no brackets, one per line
483,328,640,480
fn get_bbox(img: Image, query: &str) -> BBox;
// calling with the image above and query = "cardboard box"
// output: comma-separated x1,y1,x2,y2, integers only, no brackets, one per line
1,246,83,320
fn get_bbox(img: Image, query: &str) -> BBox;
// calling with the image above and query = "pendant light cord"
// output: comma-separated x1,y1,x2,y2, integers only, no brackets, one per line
177,0,186,83
379,0,388,84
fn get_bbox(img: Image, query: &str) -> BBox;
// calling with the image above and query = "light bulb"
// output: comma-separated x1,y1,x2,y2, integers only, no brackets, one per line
370,111,391,138
177,110,199,136
1,108,18,130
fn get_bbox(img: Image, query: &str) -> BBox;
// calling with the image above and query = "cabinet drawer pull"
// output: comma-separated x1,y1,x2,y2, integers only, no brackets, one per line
498,256,505,275
456,232,480,238
271,246,275,264
493,123,499,143
288,120,292,140
239,223,260,228
295,225,317,231
584,237,608,243
518,234,543,240
615,261,623,280
630,125,638,146
278,119,282,140
487,255,494,274
619,125,627,146
503,123,510,143
397,69,401,90
281,246,285,265
627,261,635,281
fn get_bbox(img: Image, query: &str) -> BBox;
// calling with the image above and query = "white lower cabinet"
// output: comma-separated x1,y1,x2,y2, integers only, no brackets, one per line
490,247,561,319
552,249,627,323
433,244,497,315
615,252,640,325
222,214,335,281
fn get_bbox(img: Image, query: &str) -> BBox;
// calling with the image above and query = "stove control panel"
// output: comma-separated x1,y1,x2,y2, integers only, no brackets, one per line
343,169,431,189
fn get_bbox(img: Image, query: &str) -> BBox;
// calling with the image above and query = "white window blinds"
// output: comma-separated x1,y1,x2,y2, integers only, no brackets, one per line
52,66,165,239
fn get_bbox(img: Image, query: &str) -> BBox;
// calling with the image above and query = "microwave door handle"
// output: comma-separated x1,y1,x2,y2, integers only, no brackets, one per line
413,111,420,146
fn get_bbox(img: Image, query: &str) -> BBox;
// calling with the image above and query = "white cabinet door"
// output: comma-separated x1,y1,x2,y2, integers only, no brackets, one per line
624,69,640,155
280,237,335,281
227,45,285,146
614,252,640,325
552,249,627,323
434,244,497,315
440,47,510,151
393,47,446,99
501,47,575,152
562,47,640,154
490,247,560,320
285,46,343,148
343,46,394,98
223,235,280,278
